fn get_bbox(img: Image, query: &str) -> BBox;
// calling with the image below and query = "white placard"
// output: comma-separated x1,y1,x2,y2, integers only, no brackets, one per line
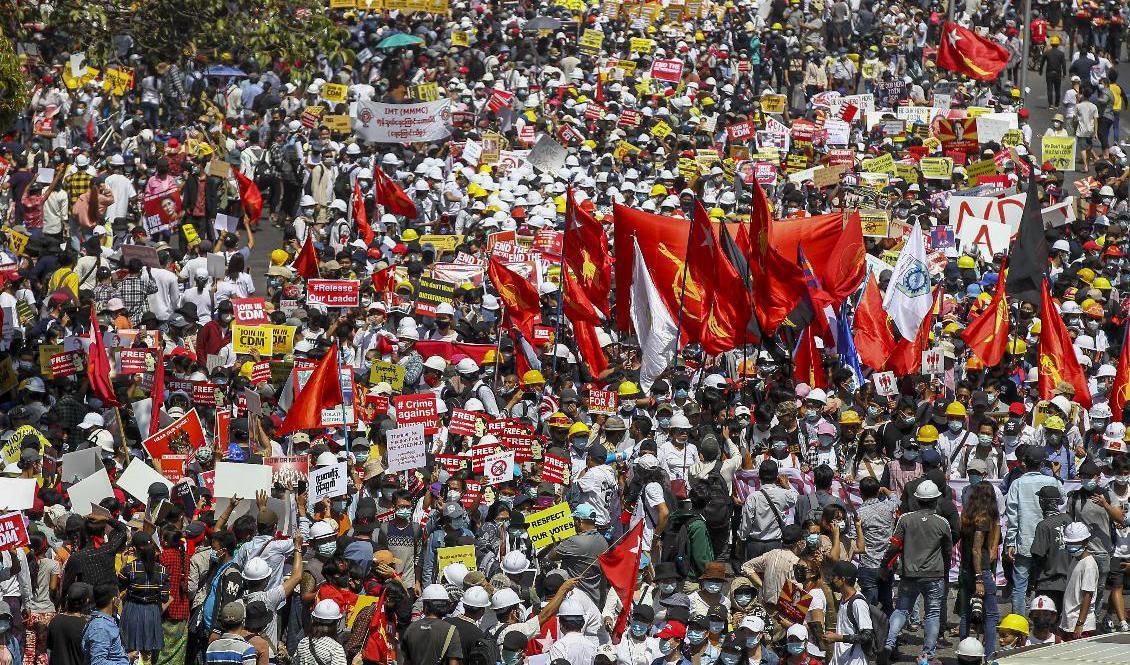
36,168,54,184
824,118,850,146
922,347,944,375
215,213,239,234
67,468,114,516
461,139,482,166
483,451,516,485
60,447,100,484
0,478,36,511
352,99,452,144
872,371,899,396
116,458,172,504
948,193,1026,236
309,462,349,503
213,462,272,499
385,423,427,473
957,215,1013,261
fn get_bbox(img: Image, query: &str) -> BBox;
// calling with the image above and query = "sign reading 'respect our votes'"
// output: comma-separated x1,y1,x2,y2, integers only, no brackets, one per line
525,502,576,550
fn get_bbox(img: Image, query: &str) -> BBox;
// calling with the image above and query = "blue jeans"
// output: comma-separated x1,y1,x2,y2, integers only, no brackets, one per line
959,570,999,656
886,578,945,657
858,566,894,614
1012,555,1032,616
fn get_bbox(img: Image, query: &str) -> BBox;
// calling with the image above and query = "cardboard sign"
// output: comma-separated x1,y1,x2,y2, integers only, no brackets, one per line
66,468,113,515
323,115,352,133
436,545,478,572
141,190,182,236
119,347,155,375
587,388,618,415
142,408,207,459
264,456,309,490
117,458,172,504
392,393,440,435
1041,136,1077,172
214,461,272,498
369,360,406,390
0,513,29,552
320,82,348,104
650,58,684,83
385,423,427,473
448,409,485,437
232,298,269,326
542,453,570,484
232,324,274,355
920,156,954,180
307,279,361,308
309,462,349,503
526,502,576,549
761,94,786,114
414,277,458,317
872,371,898,396
483,450,516,485
269,325,296,354
922,347,944,375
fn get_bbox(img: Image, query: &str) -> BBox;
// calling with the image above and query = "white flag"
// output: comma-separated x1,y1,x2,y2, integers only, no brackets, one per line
630,238,679,392
882,223,932,340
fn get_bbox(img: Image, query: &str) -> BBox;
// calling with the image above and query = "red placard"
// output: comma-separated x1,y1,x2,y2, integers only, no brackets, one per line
142,408,208,459
50,352,82,378
159,455,189,482
119,348,155,375
392,393,440,435
436,454,467,473
307,279,361,308
518,125,536,145
650,58,685,83
827,149,855,166
542,453,570,484
0,513,28,552
192,382,223,406
584,104,605,121
498,421,536,462
448,409,483,436
753,162,778,185
532,325,556,346
487,418,512,437
264,456,309,490
533,230,563,256
470,443,496,472
728,121,754,141
232,298,269,326
617,109,642,128
250,361,271,385
461,481,482,509
141,190,182,236
365,393,389,414
587,387,618,415
200,470,215,494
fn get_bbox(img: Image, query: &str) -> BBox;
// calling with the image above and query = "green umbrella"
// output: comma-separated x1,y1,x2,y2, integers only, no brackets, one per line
377,33,425,49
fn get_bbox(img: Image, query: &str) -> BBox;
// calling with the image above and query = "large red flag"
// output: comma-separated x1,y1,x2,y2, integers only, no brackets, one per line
149,348,165,437
793,328,827,388
1039,280,1093,407
232,168,263,223
374,165,418,219
353,180,375,246
852,273,897,371
371,264,395,293
87,309,120,407
692,201,752,355
293,233,320,280
564,190,613,318
562,263,609,377
961,271,1009,367
598,520,644,640
487,257,541,340
277,343,343,436
936,21,1010,81
736,182,807,334
1110,324,1130,416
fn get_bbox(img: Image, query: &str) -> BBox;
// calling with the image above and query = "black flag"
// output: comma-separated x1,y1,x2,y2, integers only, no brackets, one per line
1004,175,1048,306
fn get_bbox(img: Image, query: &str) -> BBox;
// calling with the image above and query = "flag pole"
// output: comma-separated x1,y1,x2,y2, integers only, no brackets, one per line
552,187,573,380
493,303,507,389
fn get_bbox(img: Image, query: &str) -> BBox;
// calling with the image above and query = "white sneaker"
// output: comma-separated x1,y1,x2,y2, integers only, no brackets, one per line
1120,620,1129,632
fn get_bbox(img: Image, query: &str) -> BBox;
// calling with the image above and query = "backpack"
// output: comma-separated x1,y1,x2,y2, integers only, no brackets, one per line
660,513,704,578
844,593,887,657
333,167,355,200
464,635,495,665
700,468,733,530
201,560,239,633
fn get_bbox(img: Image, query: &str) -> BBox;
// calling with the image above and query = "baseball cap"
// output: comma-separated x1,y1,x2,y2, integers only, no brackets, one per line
656,620,687,639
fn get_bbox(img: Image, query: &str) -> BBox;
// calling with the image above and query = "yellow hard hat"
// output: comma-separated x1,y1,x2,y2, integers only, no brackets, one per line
1050,35,1061,45
1007,338,1027,355
945,401,968,417
482,349,499,364
618,381,641,398
554,195,566,213
998,614,1030,636
1043,415,1066,432
966,356,984,370
839,410,862,425
942,322,961,334
709,207,726,218
957,255,976,269
771,22,783,29
1078,267,1096,284
270,249,289,266
239,361,255,379
650,184,668,197
547,411,571,428
401,229,419,242
568,421,591,437
1094,276,1112,290
917,424,940,443
522,369,545,385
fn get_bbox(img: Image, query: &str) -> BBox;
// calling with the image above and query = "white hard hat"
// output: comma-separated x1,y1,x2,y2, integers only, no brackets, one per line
455,358,480,374
463,398,485,412
1064,521,1091,543
78,412,105,429
703,374,727,389
315,452,339,467
421,584,450,601
299,194,317,207
558,597,584,617
1098,364,1118,378
807,388,828,404
443,563,469,586
669,414,693,430
435,302,456,317
491,587,522,610
1091,403,1113,419
954,637,985,658
346,143,362,156
423,355,447,372
242,557,271,581
1104,422,1127,446
313,599,343,621
913,479,942,500
1030,595,1057,613
1075,334,1096,351
1051,395,1073,416
310,520,337,540
356,168,373,180
462,586,491,608
501,551,531,574
1052,239,1071,252
329,199,348,212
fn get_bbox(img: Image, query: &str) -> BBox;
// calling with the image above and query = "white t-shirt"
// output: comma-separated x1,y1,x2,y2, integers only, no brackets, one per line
805,588,827,657
615,636,660,665
1060,554,1099,633
634,482,666,549
574,464,617,526
657,441,698,481
833,595,872,665
1110,483,1130,559
103,173,136,221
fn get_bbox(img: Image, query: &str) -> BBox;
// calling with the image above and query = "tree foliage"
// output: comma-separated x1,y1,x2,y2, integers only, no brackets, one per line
0,31,28,131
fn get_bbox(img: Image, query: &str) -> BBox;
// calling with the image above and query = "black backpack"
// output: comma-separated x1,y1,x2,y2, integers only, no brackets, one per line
700,469,733,530
660,513,704,578
464,635,495,665
844,593,887,657
333,167,355,200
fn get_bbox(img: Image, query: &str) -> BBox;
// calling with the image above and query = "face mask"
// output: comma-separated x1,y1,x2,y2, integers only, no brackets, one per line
709,621,725,634
787,643,806,656
969,475,983,486
745,637,760,649
771,443,788,458
948,421,963,433
659,640,678,656
977,434,993,447
317,542,337,557
395,508,412,521
660,582,677,595
900,415,917,428
867,406,881,419
687,629,706,644
1068,545,1085,556
818,435,834,447
220,314,234,324
572,439,587,453
835,520,847,531
675,388,689,400
703,581,723,594
631,622,649,637
447,490,462,503
721,654,740,665
903,449,919,462
1084,479,1098,492
659,417,671,429
355,451,369,463
1046,433,1063,447
734,592,752,606
805,412,820,422
805,533,820,548
0,620,11,633
502,652,522,665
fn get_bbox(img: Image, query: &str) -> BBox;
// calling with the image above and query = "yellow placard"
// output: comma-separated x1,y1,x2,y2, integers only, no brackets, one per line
232,324,274,355
629,37,655,54
8,229,28,256
760,94,786,114
183,223,201,248
966,106,992,118
525,502,576,550
1001,129,1024,147
38,344,64,378
1041,136,1077,172
894,161,918,183
369,360,406,390
919,156,953,180
610,59,637,76
103,68,134,96
964,158,999,179
63,67,100,90
858,209,891,237
0,358,16,396
418,234,464,251
613,141,641,160
323,115,352,133
651,120,672,140
269,325,296,354
862,153,895,175
320,83,348,104
451,30,469,47
579,29,605,54
409,82,439,102
329,0,356,7
881,249,901,267
3,425,47,464
436,545,478,572
348,595,380,629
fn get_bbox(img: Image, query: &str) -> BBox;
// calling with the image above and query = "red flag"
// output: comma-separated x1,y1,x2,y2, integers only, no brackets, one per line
371,264,394,293
232,168,263,223
87,309,120,407
353,180,375,246
598,520,644,640
487,257,541,340
149,348,165,437
936,21,1010,81
564,190,613,318
888,285,942,375
562,263,609,377
86,117,96,146
374,165,418,219
1110,324,1130,416
852,273,897,371
738,181,807,334
692,202,752,355
1039,280,1093,407
961,271,1009,366
293,233,320,280
793,327,827,388
277,343,343,436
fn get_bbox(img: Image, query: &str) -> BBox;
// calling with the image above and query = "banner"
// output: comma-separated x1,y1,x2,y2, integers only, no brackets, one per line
526,502,576,549
264,456,309,490
353,99,452,143
232,298,269,326
414,277,458,317
307,279,361,308
650,59,685,83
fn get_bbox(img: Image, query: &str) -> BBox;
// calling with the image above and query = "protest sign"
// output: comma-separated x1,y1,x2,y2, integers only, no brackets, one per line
0,513,29,551
528,135,568,175
922,347,945,374
650,59,684,82
310,462,349,503
385,423,427,473
587,388,618,415
117,458,172,503
760,94,786,114
232,298,269,326
214,462,272,498
448,409,485,436
49,351,82,379
67,469,114,515
542,454,571,484
957,216,1013,260
307,279,361,308
920,157,954,180
948,193,1026,235
483,450,515,485
526,502,576,549
352,100,451,143
414,277,457,317
320,82,348,104
60,447,100,483
436,545,478,572
369,360,406,390
1042,136,1077,171
872,371,899,396
142,408,207,459
119,348,156,374
393,393,440,434
142,190,182,235
264,456,309,490
269,325,296,354
159,455,188,483
232,325,274,355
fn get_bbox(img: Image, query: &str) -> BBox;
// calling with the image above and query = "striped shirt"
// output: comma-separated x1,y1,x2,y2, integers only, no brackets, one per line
206,633,258,665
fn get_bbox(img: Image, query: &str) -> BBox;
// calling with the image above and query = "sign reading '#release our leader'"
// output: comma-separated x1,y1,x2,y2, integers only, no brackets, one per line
306,280,360,308
353,99,452,143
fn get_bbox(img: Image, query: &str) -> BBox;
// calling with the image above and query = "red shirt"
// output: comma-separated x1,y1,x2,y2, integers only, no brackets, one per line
159,547,190,620
317,583,359,619
1031,19,1049,43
